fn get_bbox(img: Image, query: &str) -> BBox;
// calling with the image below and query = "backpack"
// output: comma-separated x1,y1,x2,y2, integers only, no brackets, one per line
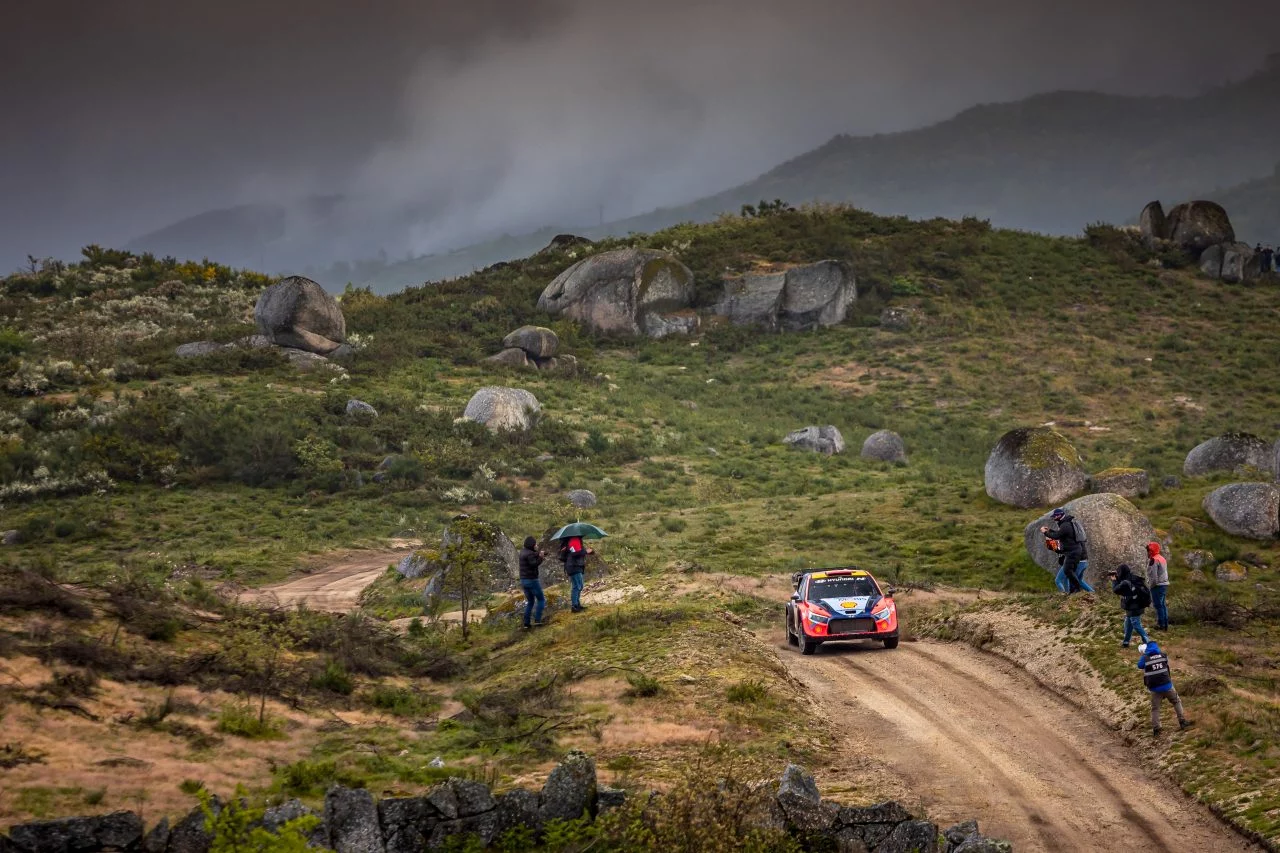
1071,519,1087,545
1130,579,1151,611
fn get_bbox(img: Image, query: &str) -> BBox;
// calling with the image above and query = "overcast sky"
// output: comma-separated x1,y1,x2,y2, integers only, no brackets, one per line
1,0,1274,270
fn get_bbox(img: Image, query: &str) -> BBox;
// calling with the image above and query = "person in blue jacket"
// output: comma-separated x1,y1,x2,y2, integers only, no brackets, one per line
1137,642,1193,737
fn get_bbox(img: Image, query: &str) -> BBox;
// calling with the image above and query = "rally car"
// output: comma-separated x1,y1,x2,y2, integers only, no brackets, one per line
785,568,898,655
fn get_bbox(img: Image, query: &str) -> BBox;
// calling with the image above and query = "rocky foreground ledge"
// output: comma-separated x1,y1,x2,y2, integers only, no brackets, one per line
0,752,1010,852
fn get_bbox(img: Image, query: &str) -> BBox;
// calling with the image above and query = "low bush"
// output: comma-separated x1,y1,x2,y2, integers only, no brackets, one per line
216,701,285,740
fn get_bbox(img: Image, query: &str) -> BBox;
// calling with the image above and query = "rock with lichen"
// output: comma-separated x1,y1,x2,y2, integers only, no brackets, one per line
985,427,1087,509
1024,493,1156,585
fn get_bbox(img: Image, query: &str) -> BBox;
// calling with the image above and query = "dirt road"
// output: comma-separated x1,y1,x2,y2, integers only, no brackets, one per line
238,545,418,612
776,638,1257,852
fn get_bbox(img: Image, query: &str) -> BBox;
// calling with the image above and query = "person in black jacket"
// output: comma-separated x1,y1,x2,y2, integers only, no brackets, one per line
1109,564,1151,648
558,535,593,612
1041,507,1086,594
518,536,546,628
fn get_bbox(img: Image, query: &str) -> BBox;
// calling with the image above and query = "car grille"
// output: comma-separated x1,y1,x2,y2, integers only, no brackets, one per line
828,618,875,635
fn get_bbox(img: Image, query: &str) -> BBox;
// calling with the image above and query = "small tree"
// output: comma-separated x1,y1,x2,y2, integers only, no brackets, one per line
439,517,496,641
225,617,291,724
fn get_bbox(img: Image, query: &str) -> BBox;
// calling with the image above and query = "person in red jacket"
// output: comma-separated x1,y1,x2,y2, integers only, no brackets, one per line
558,535,594,612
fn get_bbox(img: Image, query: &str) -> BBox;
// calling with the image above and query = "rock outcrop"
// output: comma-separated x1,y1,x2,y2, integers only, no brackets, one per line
1216,561,1250,582
784,425,845,455
420,517,521,599
1183,433,1273,477
254,276,346,355
536,249,694,337
462,387,541,432
984,427,1086,509
1088,467,1149,498
1203,482,1280,539
566,489,597,509
1024,493,1156,585
1221,242,1262,284
1139,200,1168,246
861,430,907,463
0,756,1009,853
346,399,377,419
484,348,532,369
713,261,856,332
1166,200,1235,255
502,326,558,359
537,234,593,255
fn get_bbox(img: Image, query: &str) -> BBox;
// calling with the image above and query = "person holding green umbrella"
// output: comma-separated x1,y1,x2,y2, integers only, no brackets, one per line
553,523,607,612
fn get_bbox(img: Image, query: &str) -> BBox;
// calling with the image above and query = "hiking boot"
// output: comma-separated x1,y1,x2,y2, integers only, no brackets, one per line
1179,719,1194,731
1121,643,1130,648
571,606,585,613
1152,726,1162,737
533,620,547,628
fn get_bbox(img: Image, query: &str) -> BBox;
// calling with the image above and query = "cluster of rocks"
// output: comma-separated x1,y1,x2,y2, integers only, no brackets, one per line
485,325,576,373
176,276,351,370
783,427,908,463
1140,200,1264,284
535,248,859,338
0,756,1007,853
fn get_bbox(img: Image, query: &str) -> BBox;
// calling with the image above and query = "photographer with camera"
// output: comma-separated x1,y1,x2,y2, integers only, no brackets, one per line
1110,564,1151,648
1040,507,1088,594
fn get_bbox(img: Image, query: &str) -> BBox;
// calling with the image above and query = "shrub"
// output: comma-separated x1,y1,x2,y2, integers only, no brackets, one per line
217,701,285,739
725,679,770,705
623,672,663,698
661,517,687,533
310,659,355,695
364,684,437,717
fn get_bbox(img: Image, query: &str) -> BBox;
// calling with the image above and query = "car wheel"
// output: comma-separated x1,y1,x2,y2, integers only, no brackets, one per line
786,621,798,646
882,638,899,649
801,638,819,656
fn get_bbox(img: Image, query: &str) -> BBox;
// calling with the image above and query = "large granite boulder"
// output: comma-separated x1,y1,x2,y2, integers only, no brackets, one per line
538,750,598,823
1089,467,1149,499
713,261,856,332
1184,433,1272,477
325,785,383,853
861,430,907,463
985,427,1086,509
1221,242,1262,284
567,489,597,509
484,348,532,369
1199,243,1225,278
462,387,541,432
502,326,558,358
1024,493,1156,586
255,276,346,355
1139,200,1168,245
536,248,694,337
1166,201,1235,255
1203,482,1280,539
784,425,845,455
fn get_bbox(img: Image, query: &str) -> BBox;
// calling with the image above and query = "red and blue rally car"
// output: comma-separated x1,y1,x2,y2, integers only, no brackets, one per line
785,568,899,655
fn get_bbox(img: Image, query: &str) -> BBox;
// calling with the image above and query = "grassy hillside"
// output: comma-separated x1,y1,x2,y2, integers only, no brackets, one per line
1,208,1279,839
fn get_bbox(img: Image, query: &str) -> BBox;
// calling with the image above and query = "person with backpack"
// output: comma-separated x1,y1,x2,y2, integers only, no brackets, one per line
557,535,593,613
1137,641,1193,737
1041,507,1088,594
518,536,547,629
1146,541,1170,631
1109,564,1151,647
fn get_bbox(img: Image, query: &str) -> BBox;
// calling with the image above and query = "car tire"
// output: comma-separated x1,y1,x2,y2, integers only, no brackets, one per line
801,638,819,656
786,622,798,647
882,637,899,649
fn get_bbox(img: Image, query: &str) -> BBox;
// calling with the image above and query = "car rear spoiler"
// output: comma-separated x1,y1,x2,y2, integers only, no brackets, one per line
791,566,865,589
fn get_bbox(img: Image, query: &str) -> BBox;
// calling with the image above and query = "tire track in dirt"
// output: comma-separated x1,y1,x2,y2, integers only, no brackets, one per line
238,545,419,612
775,637,1257,853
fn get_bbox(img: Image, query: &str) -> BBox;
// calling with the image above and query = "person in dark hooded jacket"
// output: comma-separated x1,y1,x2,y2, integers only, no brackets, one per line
518,536,546,628
558,535,593,612
1110,564,1151,648
1041,507,1087,594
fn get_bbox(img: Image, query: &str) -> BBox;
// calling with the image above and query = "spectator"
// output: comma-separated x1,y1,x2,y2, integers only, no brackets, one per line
1146,541,1170,630
1137,642,1193,737
558,535,593,612
1109,564,1151,648
518,536,546,629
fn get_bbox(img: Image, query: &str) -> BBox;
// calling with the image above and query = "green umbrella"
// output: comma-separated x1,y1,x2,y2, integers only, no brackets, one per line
551,522,609,541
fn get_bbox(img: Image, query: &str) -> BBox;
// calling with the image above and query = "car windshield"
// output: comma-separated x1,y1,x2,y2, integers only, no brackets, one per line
807,576,877,600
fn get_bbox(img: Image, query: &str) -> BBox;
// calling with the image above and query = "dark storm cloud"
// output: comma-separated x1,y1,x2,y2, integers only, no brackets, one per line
0,0,1273,269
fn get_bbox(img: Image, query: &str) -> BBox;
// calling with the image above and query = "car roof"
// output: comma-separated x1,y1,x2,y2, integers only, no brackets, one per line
806,568,873,580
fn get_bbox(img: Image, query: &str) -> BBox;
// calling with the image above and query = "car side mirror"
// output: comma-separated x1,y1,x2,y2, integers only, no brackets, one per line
885,586,896,598
790,593,800,602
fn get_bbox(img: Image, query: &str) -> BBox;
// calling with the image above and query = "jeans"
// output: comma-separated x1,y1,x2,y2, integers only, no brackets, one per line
1151,584,1169,628
520,578,545,626
569,572,584,609
1123,615,1150,646
1060,553,1084,593
1150,687,1186,729
1056,559,1095,593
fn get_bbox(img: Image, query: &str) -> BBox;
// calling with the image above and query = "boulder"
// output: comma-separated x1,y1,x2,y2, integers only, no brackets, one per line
1215,561,1250,582
954,835,1014,853
1221,242,1261,284
168,801,218,853
324,785,384,853
776,764,821,811
396,552,433,580
861,430,907,463
1203,483,1280,539
1166,201,1235,255
877,820,941,853
539,750,598,823
175,341,227,358
536,248,694,337
280,348,344,373
1199,244,1225,278
377,797,436,853
642,309,700,338
1089,467,1149,498
462,387,541,432
1182,549,1214,570
1184,433,1273,477
713,261,856,332
7,812,144,853
141,817,170,853
492,790,542,837
1024,494,1156,585
1139,201,1169,245
537,234,593,255
595,786,627,814
261,800,327,848
428,814,500,849
444,778,496,818
346,399,378,419
984,427,1086,509
255,276,346,355
502,326,558,358
785,425,845,456
238,334,275,349
484,348,532,369
1,529,19,545
567,489,597,509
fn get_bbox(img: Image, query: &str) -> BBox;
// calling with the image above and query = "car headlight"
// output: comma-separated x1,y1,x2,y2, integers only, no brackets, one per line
807,611,830,625
871,602,895,622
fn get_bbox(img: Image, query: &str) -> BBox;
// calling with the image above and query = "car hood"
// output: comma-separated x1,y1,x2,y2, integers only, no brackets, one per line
817,595,881,617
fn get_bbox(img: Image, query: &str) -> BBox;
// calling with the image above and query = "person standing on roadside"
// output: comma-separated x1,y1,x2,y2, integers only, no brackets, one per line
558,535,593,613
1137,642,1193,737
1041,507,1087,594
518,536,546,629
1146,541,1170,631
1262,245,1275,274
1110,564,1151,648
